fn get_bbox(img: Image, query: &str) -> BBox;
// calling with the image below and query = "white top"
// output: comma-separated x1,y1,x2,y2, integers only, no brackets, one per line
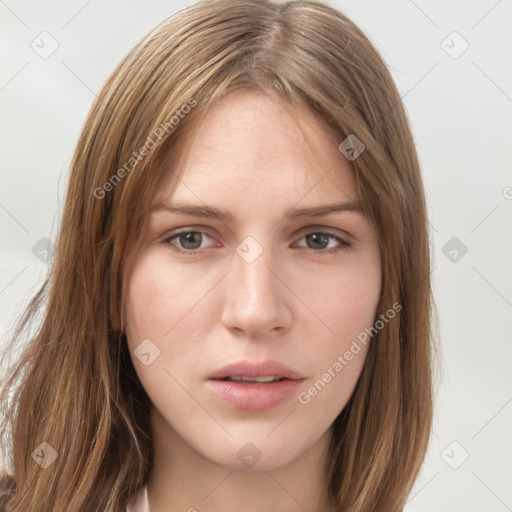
126,485,149,512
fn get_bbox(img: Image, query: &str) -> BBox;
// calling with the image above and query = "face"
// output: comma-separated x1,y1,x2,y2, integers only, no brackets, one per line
124,89,381,471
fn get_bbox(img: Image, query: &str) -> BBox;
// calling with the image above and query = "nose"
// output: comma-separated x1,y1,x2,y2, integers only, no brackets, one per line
221,241,293,339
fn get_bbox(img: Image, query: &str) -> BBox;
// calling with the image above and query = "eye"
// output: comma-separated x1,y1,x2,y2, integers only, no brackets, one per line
161,228,351,256
161,230,215,256
295,231,351,254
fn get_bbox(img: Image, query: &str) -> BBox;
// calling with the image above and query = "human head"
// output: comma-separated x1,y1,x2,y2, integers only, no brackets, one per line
0,1,434,510
123,85,383,508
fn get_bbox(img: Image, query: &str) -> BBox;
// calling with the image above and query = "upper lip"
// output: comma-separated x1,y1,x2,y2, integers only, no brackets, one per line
208,360,305,380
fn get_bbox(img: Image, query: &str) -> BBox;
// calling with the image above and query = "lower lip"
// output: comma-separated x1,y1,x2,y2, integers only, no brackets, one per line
206,378,305,411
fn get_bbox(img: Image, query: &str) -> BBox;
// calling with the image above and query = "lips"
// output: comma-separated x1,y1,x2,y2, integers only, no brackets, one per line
207,360,305,380
224,375,283,382
206,360,306,411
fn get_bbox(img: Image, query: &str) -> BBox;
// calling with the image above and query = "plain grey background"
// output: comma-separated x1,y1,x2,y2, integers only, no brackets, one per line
1,0,511,510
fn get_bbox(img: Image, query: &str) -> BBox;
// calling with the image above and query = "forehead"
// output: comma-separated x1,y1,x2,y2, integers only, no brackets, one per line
154,89,357,206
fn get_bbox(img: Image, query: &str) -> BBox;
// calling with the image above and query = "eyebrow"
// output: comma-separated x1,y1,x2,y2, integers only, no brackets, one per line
151,200,362,222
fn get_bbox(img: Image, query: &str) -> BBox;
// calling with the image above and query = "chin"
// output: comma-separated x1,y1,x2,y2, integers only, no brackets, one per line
199,434,308,472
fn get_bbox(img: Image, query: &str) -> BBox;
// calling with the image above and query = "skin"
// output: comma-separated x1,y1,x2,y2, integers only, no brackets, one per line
124,88,382,512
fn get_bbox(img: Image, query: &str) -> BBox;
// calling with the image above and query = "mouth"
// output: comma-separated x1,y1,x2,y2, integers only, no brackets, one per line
206,360,306,411
207,360,305,381
217,375,286,383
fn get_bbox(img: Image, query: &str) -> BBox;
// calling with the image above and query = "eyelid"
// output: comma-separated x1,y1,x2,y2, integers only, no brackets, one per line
160,228,216,247
295,224,353,242
160,225,352,243
160,225,353,256
168,222,351,235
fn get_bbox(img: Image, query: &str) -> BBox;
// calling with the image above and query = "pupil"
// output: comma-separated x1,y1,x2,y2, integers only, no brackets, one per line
307,233,328,249
181,232,201,250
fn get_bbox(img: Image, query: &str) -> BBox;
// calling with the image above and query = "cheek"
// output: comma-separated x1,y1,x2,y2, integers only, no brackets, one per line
125,261,166,342
292,255,381,408
125,252,196,341
333,270,381,342
296,257,381,346
123,254,198,407
124,252,218,380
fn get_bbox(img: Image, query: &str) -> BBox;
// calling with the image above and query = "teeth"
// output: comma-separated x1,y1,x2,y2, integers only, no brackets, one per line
227,376,282,382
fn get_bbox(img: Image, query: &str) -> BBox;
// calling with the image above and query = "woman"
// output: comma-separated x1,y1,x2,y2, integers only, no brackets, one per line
0,0,436,510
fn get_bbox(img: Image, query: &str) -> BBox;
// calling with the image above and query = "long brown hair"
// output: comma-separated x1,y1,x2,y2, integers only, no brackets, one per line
0,0,437,510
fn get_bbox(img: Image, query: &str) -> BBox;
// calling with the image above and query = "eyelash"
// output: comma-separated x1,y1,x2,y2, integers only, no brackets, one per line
161,229,352,257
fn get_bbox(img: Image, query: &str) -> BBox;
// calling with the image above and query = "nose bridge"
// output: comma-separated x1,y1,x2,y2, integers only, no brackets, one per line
234,235,278,306
221,235,291,336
